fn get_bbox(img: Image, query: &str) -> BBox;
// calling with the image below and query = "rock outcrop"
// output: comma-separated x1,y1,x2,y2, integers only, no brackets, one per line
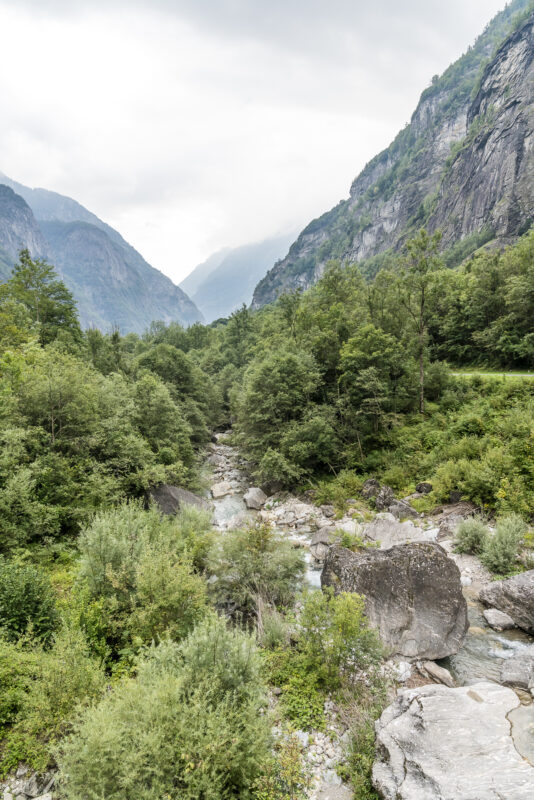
322,542,468,659
252,3,534,309
373,682,534,799
479,569,534,633
243,487,267,509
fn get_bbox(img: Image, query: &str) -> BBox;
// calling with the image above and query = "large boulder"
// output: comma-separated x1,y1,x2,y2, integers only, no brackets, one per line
148,484,210,515
363,518,434,549
361,478,381,500
310,527,339,562
211,481,233,499
373,682,534,799
388,499,419,520
322,542,468,659
479,570,534,634
244,487,267,509
374,485,395,511
500,649,534,693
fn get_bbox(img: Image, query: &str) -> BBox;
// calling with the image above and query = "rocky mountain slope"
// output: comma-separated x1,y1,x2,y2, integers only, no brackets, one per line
0,175,202,333
182,233,296,322
252,0,534,308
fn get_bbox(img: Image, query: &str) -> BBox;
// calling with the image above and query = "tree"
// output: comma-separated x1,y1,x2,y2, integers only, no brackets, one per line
6,250,81,345
399,229,442,413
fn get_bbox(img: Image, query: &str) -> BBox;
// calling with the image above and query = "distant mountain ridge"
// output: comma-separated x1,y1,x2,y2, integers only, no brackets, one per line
252,0,534,308
0,174,202,333
181,233,297,322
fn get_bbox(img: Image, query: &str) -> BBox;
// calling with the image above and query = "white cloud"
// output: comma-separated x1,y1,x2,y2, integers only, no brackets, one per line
0,0,507,282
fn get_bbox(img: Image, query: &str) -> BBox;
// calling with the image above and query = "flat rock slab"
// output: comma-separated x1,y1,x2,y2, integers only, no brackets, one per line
373,681,534,799
322,542,468,659
211,481,233,499
479,570,534,633
363,518,436,550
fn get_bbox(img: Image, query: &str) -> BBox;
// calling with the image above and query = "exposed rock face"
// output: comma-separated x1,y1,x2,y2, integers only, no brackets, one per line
243,487,267,509
500,650,534,693
374,486,395,511
322,543,468,659
362,518,436,549
373,682,534,799
0,185,46,279
148,484,210,514
251,4,534,308
310,527,339,562
479,569,534,633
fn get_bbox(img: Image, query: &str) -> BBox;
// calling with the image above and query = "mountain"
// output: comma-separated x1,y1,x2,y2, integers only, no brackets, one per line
179,248,231,298
252,0,534,308
182,233,297,322
0,175,203,333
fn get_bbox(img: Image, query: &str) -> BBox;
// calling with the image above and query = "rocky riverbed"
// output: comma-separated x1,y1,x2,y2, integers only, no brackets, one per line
206,432,534,799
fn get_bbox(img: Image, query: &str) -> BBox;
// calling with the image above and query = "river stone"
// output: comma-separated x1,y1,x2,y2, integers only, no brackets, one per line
421,660,455,687
322,543,468,659
479,570,534,633
500,650,534,693
483,608,516,630
373,682,534,799
147,484,210,514
211,481,233,499
244,487,267,509
310,527,338,561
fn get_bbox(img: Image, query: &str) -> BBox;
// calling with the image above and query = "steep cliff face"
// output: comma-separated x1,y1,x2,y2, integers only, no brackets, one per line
0,185,46,279
0,178,203,333
252,0,534,308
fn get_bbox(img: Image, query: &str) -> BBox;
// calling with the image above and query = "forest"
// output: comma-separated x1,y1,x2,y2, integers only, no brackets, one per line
0,228,533,798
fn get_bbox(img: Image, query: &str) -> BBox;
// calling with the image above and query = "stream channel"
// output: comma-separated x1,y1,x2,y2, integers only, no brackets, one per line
205,433,534,764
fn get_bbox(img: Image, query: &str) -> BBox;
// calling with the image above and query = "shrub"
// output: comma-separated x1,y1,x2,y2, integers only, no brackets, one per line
207,524,305,618
57,618,270,800
262,649,326,732
253,731,310,800
0,558,59,644
299,590,382,687
0,626,105,776
481,513,527,574
454,517,488,554
259,608,289,650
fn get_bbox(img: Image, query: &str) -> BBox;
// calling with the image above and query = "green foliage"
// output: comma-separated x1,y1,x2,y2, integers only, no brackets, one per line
0,558,59,644
207,524,305,618
480,513,527,575
253,732,310,800
298,590,382,687
454,517,488,555
78,502,210,655
0,626,105,775
262,648,326,731
57,618,270,800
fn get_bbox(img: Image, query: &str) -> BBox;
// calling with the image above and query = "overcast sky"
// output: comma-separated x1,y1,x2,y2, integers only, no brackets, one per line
0,0,506,283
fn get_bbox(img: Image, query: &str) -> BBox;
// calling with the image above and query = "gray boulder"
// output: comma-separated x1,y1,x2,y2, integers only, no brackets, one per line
415,482,432,494
420,660,455,687
482,608,516,631
244,487,267,509
211,481,233,499
387,499,419,520
373,682,534,799
363,518,432,550
322,542,468,659
310,527,338,562
500,650,534,693
361,478,381,499
148,484,210,514
375,485,395,511
479,570,534,633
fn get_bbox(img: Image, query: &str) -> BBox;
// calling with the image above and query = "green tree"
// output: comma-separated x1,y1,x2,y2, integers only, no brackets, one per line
6,250,81,346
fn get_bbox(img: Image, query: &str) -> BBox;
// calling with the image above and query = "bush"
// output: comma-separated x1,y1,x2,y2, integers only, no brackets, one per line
77,502,210,653
0,558,59,644
57,617,271,800
253,731,310,800
299,590,382,687
481,513,527,574
454,517,488,554
207,524,305,618
0,626,105,776
262,648,326,732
